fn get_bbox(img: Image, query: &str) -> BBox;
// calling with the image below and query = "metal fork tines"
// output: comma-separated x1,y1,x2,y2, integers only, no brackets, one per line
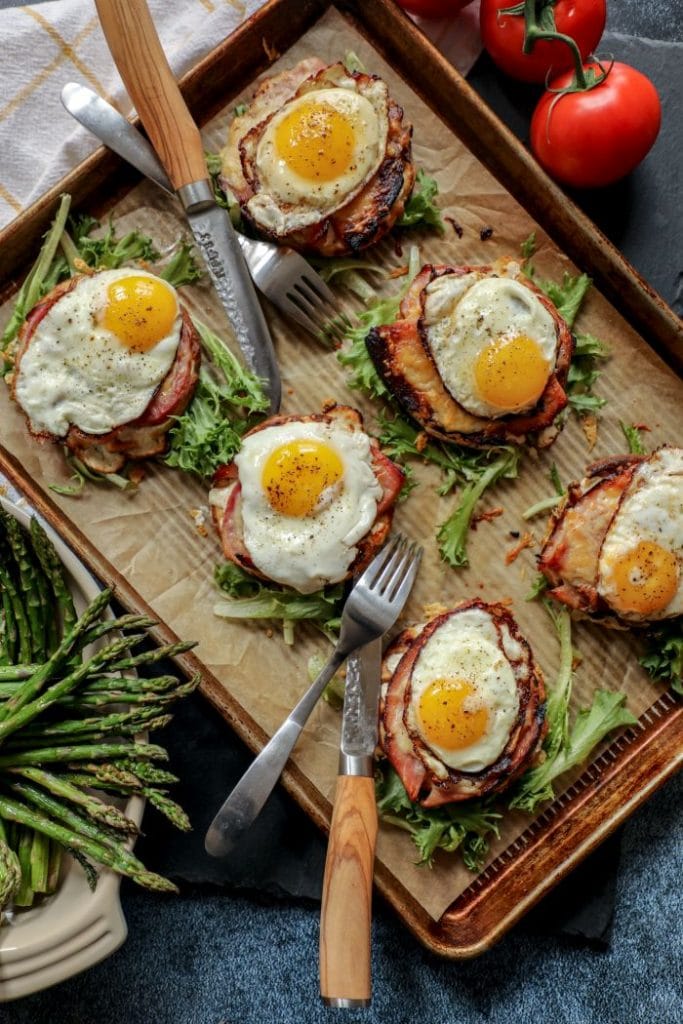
204,533,422,857
60,82,350,344
238,233,352,344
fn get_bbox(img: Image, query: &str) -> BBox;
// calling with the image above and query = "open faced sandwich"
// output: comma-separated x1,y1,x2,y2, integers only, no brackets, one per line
539,446,683,626
379,600,547,806
220,58,415,256
366,260,574,448
209,404,405,594
9,268,200,474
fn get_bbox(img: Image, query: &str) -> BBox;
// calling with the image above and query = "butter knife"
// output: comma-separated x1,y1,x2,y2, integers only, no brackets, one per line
319,639,383,1008
94,0,281,413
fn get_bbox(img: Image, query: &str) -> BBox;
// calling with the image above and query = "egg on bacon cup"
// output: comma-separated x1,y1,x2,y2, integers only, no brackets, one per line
220,59,415,257
10,269,201,474
539,447,683,626
209,404,405,595
366,260,574,449
379,600,547,806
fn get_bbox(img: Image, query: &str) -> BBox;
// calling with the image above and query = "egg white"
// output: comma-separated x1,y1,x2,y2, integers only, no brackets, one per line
423,272,558,419
235,419,383,594
246,70,389,236
406,608,520,773
14,269,181,437
598,447,683,621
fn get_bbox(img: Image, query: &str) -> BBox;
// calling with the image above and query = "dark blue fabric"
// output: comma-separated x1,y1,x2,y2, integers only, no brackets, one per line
6,771,681,1023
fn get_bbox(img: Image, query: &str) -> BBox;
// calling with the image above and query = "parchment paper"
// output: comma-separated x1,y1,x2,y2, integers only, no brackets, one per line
0,8,680,922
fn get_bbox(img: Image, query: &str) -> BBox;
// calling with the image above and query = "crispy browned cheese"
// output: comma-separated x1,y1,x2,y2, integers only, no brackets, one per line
378,600,547,806
366,262,574,449
220,59,415,257
11,276,201,474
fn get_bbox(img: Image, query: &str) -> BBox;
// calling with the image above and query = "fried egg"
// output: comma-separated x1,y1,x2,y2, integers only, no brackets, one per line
597,447,683,621
235,419,383,593
15,269,181,437
422,272,559,419
246,67,389,236
406,607,521,773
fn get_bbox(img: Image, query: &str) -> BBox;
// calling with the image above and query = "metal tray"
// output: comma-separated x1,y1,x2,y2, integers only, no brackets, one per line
0,0,681,957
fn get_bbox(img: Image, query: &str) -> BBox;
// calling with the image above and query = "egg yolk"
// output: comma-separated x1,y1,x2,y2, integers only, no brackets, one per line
274,100,355,182
101,275,177,351
608,540,679,615
262,439,344,517
474,334,549,410
418,677,489,752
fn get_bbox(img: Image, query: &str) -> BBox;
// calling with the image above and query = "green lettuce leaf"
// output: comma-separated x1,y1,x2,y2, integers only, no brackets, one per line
165,320,269,479
375,762,501,869
640,620,683,696
214,562,344,644
396,169,444,233
509,604,637,813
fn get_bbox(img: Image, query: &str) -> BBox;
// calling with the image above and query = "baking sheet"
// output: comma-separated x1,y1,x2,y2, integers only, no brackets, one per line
0,7,680,923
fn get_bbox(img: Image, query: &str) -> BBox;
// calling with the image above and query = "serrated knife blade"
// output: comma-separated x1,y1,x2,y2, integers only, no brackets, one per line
94,0,281,413
339,641,383,772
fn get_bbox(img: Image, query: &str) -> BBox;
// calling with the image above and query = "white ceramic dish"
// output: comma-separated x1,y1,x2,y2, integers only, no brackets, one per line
0,496,145,1001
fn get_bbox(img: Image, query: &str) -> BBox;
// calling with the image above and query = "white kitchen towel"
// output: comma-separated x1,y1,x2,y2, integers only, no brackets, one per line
0,0,482,230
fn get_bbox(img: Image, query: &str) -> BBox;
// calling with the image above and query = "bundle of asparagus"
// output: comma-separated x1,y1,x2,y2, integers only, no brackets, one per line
0,506,199,915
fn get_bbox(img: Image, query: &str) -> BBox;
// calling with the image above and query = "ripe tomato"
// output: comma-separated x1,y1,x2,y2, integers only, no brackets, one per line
480,0,606,83
396,0,474,19
530,62,662,188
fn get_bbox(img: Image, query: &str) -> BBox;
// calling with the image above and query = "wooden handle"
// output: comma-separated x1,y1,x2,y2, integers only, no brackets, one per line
319,775,377,1005
95,0,207,189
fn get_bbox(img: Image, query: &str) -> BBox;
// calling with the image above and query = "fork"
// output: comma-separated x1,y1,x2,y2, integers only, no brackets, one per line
60,82,350,344
204,533,422,857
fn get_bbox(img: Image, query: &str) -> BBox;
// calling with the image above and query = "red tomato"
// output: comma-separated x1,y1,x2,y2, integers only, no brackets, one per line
396,0,474,19
480,0,606,83
530,62,662,188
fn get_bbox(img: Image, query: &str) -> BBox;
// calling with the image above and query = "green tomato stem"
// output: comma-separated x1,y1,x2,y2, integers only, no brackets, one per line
522,0,588,89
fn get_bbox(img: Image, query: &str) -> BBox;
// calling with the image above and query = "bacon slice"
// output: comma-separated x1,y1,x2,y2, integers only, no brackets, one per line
12,277,201,474
209,405,405,587
221,60,415,257
366,262,574,449
379,601,547,806
538,457,643,617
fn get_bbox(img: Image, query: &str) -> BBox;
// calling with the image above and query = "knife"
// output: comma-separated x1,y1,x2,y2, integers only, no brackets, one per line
319,639,383,1008
93,0,281,413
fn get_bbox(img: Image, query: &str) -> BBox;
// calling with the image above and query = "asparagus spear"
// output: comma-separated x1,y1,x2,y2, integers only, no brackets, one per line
14,826,34,906
0,564,32,665
142,788,191,831
8,714,176,747
0,826,21,911
80,673,180,694
0,587,112,723
15,702,173,742
0,793,177,892
0,741,169,768
7,767,140,834
29,830,50,894
46,840,63,894
0,665,37,682
29,518,77,637
112,759,179,785
67,762,145,788
105,639,197,673
0,510,50,661
0,586,17,667
77,614,157,650
8,780,133,852
0,631,143,741
58,685,186,708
